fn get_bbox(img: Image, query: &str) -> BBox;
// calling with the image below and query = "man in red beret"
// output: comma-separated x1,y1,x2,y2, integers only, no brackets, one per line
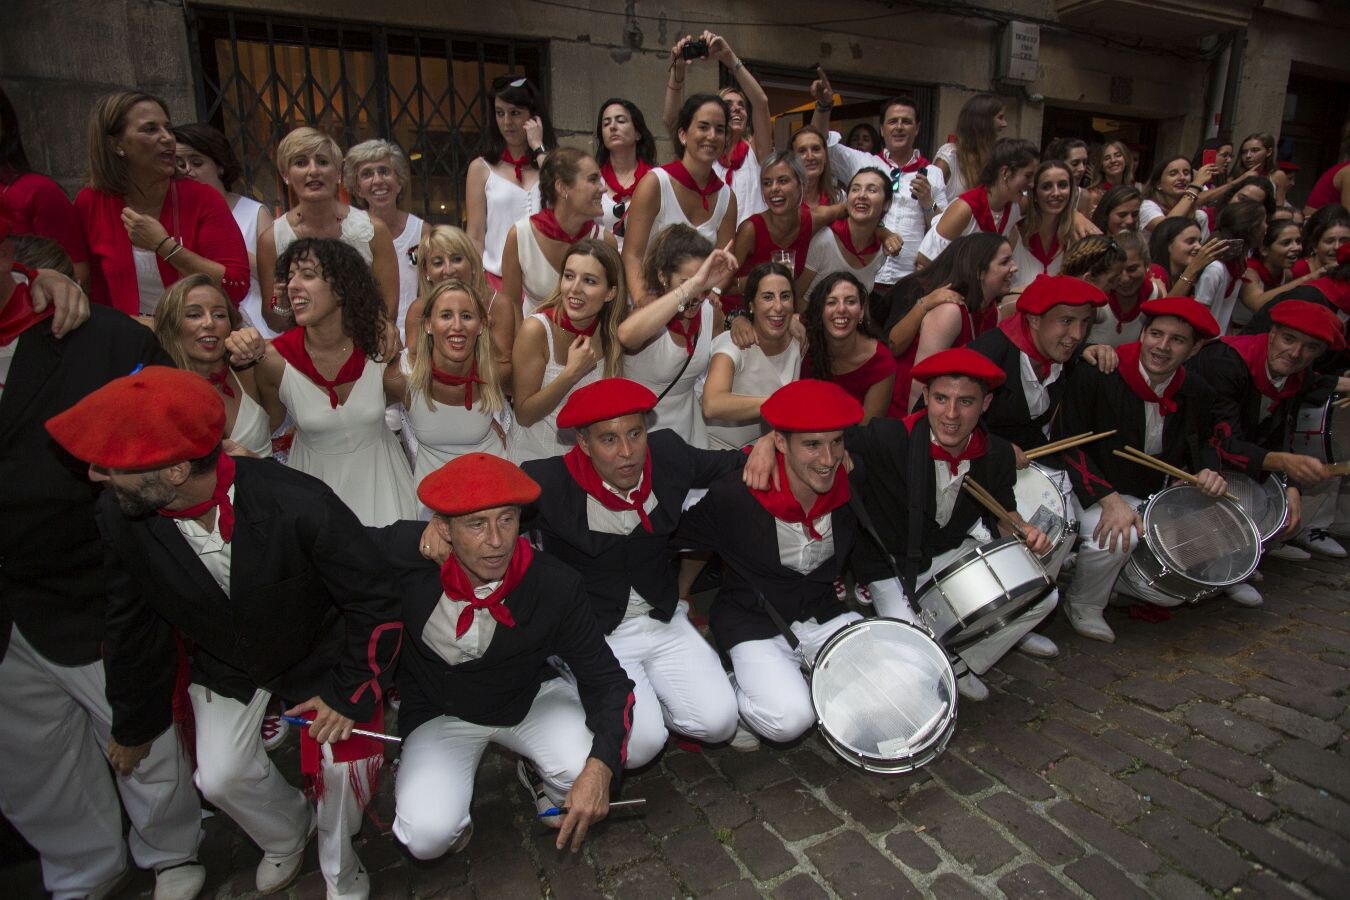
843,348,1054,701
48,366,404,900
1056,297,1229,641
0,201,210,899
676,380,866,746
377,453,634,860
520,378,757,764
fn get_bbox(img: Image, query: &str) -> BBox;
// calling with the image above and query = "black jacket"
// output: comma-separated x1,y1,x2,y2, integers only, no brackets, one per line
1242,286,1350,376
371,523,635,776
522,429,744,633
0,307,172,665
98,458,403,746
966,326,1072,452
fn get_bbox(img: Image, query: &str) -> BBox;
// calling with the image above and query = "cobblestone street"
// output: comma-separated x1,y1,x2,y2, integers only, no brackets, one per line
8,553,1349,899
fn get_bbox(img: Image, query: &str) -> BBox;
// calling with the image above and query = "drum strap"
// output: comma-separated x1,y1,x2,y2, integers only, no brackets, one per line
847,493,922,616
901,421,932,601
750,583,806,658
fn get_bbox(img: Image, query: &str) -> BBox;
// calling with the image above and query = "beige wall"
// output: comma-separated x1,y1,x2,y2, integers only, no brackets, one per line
1233,6,1350,146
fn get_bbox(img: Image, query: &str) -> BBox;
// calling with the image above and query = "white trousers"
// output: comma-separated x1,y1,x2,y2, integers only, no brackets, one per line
1065,495,1189,610
867,537,1057,676
0,628,201,899
607,601,738,767
189,685,367,898
1298,474,1343,535
393,678,593,860
728,612,863,743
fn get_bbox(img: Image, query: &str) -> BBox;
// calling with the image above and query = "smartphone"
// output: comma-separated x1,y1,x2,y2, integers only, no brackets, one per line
1221,238,1246,259
1202,149,1218,168
681,39,708,60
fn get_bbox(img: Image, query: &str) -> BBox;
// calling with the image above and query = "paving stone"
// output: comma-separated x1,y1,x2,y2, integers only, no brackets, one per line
1103,702,1190,745
468,848,542,900
1247,648,1350,693
1183,702,1282,754
700,880,765,900
1125,768,1223,827
964,747,1056,801
534,830,605,900
638,774,702,834
1232,697,1343,747
928,873,988,900
979,721,1065,770
750,778,842,842
780,746,844,787
996,863,1077,899
1048,801,1162,874
1176,768,1278,823
1307,864,1350,898
1038,719,1132,772
1270,781,1350,838
771,873,829,900
1148,870,1216,900
998,677,1058,709
900,786,1017,875
1174,736,1273,787
661,827,741,893
1046,757,1143,824
1098,728,1183,774
1217,817,1324,883
1173,671,1245,702
823,774,899,833
1128,809,1249,891
994,651,1059,683
1113,675,1194,711
882,830,941,873
1054,677,1110,712
1266,739,1350,799
1239,870,1311,900
928,752,995,795
1280,817,1350,862
717,752,793,793
1062,855,1151,900
1245,675,1344,719
665,749,718,783
586,817,655,869
804,830,921,899
605,858,685,899
976,792,1083,865
729,821,795,881
687,778,756,830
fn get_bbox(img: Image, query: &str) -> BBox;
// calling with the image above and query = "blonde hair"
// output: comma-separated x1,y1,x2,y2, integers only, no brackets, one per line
1022,160,1078,250
418,225,490,301
343,139,412,209
275,126,344,176
152,273,241,370
1093,140,1136,189
87,90,170,194
536,238,625,378
410,279,506,415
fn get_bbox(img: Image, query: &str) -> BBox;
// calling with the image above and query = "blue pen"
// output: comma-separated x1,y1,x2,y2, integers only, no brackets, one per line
129,363,144,375
280,713,402,744
537,798,646,818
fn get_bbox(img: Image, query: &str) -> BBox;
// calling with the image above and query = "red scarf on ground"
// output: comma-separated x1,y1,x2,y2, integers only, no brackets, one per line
157,452,236,541
530,209,594,245
961,185,1011,235
662,161,725,211
440,537,533,638
601,160,652,202
904,411,988,474
1026,232,1061,270
502,149,530,184
431,360,484,410
667,310,701,356
999,313,1057,380
830,219,880,263
542,305,599,337
1220,333,1305,415
563,445,654,533
204,366,235,398
271,327,366,409
1116,341,1185,415
0,265,53,347
749,452,849,541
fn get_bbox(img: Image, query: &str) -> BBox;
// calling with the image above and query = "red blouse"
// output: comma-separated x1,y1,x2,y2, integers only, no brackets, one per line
723,204,814,312
803,340,897,405
2,172,88,263
888,302,989,418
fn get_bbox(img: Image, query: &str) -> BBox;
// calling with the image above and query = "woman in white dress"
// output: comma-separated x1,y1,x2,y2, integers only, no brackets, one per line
916,138,1038,268
252,237,415,526
256,127,400,334
172,123,276,335
594,97,657,246
1009,160,1078,292
501,147,612,316
152,273,276,458
619,225,738,447
464,75,552,289
384,278,510,516
797,167,892,301
510,238,625,462
344,138,430,331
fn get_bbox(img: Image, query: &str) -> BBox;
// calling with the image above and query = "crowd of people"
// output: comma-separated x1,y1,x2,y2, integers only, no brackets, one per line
3,28,1350,900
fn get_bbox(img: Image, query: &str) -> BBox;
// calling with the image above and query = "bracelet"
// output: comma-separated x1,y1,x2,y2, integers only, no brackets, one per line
1182,191,1198,202
154,235,174,255
231,358,259,371
731,60,745,72
814,101,832,111
710,286,723,296
667,79,684,90
162,242,184,262
1187,183,1205,191
1177,274,1194,285
530,146,546,157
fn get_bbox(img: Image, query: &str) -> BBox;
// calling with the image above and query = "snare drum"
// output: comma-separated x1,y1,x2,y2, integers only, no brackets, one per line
1224,471,1289,546
1013,463,1080,577
1120,484,1261,603
810,618,957,774
1291,395,1350,463
915,537,1054,649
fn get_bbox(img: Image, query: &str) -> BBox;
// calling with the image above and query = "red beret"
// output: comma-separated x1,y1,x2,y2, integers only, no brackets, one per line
418,452,540,516
556,378,657,429
911,348,1007,390
760,379,863,432
1270,299,1347,351
1338,242,1350,267
45,366,224,469
1140,296,1220,340
1276,161,1299,173
1015,274,1108,315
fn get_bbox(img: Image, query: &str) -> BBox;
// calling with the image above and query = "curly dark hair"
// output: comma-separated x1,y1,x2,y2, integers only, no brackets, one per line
275,237,387,360
803,272,878,381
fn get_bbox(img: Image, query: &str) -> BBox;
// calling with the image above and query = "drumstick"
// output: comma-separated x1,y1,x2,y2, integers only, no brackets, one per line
537,799,647,818
1025,430,1118,460
960,477,1025,540
1331,396,1350,409
1111,447,1239,502
1326,462,1350,476
279,714,402,744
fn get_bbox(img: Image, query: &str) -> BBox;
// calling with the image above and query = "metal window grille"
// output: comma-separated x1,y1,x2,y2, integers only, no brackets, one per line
186,6,545,225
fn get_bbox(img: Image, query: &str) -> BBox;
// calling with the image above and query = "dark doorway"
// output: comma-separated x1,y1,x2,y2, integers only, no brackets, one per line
1280,69,1350,209
1041,105,1160,185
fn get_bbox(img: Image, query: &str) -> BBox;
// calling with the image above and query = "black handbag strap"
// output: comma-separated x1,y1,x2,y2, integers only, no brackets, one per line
654,347,695,405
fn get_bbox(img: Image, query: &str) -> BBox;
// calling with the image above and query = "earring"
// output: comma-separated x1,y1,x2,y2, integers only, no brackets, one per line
116,150,125,157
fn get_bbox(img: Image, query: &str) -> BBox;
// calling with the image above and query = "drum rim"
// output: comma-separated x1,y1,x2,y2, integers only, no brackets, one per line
1138,483,1261,586
818,710,956,774
1222,470,1290,545
916,538,1055,646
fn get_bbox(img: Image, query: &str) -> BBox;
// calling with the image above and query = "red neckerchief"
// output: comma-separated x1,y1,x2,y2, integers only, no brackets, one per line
530,209,594,244
205,366,236,398
430,360,484,410
542,306,598,337
999,312,1057,381
1220,333,1305,415
271,327,367,409
1100,180,1114,192
1026,232,1061,270
501,149,530,184
0,265,54,347
667,309,701,356
1148,263,1172,291
903,411,988,474
718,139,751,189
600,160,652,202
1116,341,1185,416
1108,287,1145,333
880,149,930,174
1222,253,1247,282
440,536,533,638
749,452,849,541
563,445,654,533
962,185,1011,235
1246,258,1280,291
662,160,724,211
830,218,880,263
157,452,236,542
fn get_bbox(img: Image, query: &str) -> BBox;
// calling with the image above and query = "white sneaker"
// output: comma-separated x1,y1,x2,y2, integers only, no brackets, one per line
1016,633,1059,659
1067,607,1116,643
518,759,561,829
1295,533,1348,559
154,863,205,900
729,722,761,751
1225,582,1263,607
957,672,989,701
1265,542,1311,561
257,812,316,893
260,714,289,751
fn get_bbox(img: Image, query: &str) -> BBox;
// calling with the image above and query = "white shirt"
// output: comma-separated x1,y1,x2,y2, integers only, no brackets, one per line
423,578,506,666
133,247,163,315
1193,260,1242,334
584,473,660,619
0,340,15,404
171,485,235,594
775,513,835,575
1019,351,1063,429
1139,362,1177,455
932,454,970,528
1260,366,1287,423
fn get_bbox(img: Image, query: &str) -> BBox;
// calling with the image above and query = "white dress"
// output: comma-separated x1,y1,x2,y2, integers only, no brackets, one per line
916,197,1023,264
392,213,425,328
513,215,602,315
1009,232,1064,291
1194,259,1243,334
713,143,765,226
624,302,714,448
649,168,732,247
935,142,965,199
280,359,416,526
802,227,887,297
227,372,273,459
482,167,541,277
231,195,273,337
272,207,376,265
509,313,602,463
704,331,802,450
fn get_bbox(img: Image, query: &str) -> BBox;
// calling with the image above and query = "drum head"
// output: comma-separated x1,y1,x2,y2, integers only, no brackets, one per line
1331,396,1350,462
1142,485,1261,586
811,619,956,773
1014,465,1068,546
1223,471,1288,544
